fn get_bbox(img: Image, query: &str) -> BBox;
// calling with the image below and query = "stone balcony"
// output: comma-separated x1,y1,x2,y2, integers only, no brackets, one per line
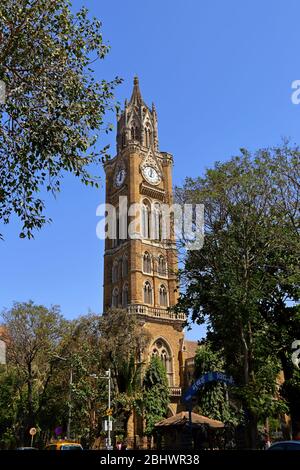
127,304,186,322
169,386,182,397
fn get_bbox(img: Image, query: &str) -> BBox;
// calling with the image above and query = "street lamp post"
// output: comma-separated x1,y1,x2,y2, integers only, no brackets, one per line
66,366,73,440
52,355,73,440
90,369,112,450
107,369,112,450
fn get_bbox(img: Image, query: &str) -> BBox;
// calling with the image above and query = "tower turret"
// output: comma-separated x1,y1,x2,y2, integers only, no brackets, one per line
116,76,159,153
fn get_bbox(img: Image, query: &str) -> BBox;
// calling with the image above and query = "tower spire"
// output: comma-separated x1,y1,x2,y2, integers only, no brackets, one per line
116,76,159,152
130,75,142,105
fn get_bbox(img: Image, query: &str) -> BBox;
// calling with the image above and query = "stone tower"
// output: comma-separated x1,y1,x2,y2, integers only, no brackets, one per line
103,77,186,422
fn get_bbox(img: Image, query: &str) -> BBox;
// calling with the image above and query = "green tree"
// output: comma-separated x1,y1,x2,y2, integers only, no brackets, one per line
175,145,299,447
1,301,67,445
142,356,170,436
34,313,109,446
61,315,107,446
98,309,150,438
0,366,22,449
0,0,121,238
194,343,236,423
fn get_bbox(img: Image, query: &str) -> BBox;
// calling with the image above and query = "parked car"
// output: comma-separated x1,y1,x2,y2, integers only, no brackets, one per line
45,441,83,450
16,447,38,450
268,441,300,450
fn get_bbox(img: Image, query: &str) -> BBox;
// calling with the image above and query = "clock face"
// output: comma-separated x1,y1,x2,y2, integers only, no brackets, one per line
114,168,126,187
142,166,161,185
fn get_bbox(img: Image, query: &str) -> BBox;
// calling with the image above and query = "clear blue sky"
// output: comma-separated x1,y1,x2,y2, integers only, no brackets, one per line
1,0,300,340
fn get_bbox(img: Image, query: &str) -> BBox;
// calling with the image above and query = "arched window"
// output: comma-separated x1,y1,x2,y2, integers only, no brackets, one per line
145,125,152,148
131,125,139,141
116,207,120,246
151,338,173,386
158,255,167,276
122,132,126,147
143,252,152,274
112,287,119,308
131,126,135,140
119,202,127,241
145,128,148,147
122,283,128,308
159,284,168,307
161,349,168,370
153,203,162,240
148,128,152,147
112,261,118,283
122,255,128,278
143,281,152,304
141,200,151,239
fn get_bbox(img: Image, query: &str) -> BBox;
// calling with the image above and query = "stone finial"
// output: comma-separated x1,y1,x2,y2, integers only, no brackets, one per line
130,75,142,105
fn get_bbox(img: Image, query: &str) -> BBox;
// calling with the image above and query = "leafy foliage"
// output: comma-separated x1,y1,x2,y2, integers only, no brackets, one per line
0,366,22,449
98,309,150,436
175,144,299,446
194,343,237,423
0,0,121,238
0,306,153,447
142,356,170,436
0,301,68,446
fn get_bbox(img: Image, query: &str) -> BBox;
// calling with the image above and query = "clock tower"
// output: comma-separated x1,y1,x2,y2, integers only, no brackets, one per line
103,77,186,426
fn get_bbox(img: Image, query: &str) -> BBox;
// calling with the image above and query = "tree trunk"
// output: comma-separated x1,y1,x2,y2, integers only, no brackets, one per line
27,362,35,438
240,322,258,448
247,411,258,449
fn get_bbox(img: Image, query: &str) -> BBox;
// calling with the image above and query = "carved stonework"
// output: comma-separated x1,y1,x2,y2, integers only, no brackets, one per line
140,183,165,201
140,149,163,176
116,76,159,153
103,78,191,438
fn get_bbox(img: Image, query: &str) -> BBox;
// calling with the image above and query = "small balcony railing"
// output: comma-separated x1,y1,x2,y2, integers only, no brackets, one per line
169,387,182,397
127,304,185,322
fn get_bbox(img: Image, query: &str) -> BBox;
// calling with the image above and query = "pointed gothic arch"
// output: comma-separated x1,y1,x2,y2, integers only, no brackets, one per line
157,254,167,276
131,126,136,140
152,202,162,240
143,280,153,304
112,260,119,283
143,251,152,274
144,122,152,148
112,287,119,308
159,284,168,307
141,199,151,239
151,337,173,386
